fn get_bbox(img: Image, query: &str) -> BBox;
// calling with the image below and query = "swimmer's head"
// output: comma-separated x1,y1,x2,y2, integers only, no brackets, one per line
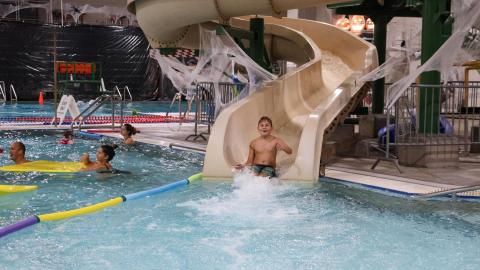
10,141,26,162
63,130,73,139
97,144,118,162
121,123,137,137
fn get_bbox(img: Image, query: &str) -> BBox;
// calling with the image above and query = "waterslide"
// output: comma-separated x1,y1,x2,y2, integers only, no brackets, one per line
128,0,378,182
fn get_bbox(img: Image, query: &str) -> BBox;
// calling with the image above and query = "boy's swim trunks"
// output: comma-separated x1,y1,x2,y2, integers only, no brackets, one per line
251,164,276,178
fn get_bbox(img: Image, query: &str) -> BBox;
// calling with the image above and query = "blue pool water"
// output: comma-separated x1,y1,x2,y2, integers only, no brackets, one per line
0,101,192,118
1,131,480,269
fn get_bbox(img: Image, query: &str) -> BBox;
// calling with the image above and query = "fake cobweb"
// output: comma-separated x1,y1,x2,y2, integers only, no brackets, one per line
0,1,135,25
150,25,276,118
359,0,480,108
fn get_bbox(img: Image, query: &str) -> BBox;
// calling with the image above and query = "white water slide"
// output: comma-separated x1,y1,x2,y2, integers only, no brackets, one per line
128,0,378,182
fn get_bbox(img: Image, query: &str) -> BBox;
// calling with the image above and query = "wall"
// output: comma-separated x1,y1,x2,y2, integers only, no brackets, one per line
0,21,159,100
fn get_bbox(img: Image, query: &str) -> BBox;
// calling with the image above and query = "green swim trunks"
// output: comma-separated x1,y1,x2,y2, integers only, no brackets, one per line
251,164,277,178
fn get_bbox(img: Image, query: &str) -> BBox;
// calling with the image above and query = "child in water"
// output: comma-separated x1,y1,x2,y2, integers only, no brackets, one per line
80,145,117,171
121,123,137,145
235,116,292,178
59,130,74,144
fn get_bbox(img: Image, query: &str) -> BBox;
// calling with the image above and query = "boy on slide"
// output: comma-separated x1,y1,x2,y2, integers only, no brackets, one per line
80,145,117,171
235,116,292,178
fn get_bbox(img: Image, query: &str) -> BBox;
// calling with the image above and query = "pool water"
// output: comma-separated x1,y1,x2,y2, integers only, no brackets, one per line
1,131,480,269
0,101,193,118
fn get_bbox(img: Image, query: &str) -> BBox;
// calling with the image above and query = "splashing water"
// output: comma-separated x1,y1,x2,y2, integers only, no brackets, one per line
179,170,301,224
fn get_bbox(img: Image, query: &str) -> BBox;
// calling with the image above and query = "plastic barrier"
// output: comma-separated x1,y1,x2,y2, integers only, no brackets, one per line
0,173,202,239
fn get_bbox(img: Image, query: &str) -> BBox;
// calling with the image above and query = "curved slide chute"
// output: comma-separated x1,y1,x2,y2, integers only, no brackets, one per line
129,0,378,181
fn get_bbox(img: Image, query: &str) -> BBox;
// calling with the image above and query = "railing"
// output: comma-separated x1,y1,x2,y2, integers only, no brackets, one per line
0,81,6,102
0,82,18,102
186,82,214,141
166,92,184,118
123,86,133,101
186,82,247,141
113,85,133,101
9,84,18,101
70,91,123,131
416,184,480,199
376,82,480,168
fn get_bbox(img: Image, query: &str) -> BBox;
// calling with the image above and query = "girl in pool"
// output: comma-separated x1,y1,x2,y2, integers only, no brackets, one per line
59,130,74,144
121,123,137,145
80,145,117,171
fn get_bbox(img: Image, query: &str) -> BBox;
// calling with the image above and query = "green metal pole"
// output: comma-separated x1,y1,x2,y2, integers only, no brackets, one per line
249,17,268,70
372,16,391,114
419,0,451,133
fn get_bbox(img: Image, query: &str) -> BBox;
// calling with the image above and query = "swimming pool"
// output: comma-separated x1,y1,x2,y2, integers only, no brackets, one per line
1,130,480,269
0,101,192,118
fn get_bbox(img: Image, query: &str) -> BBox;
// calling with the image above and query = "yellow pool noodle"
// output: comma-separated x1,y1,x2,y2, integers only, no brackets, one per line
38,197,124,221
0,160,86,173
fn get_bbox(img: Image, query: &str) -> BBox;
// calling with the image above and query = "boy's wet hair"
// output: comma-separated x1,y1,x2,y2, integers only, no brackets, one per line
101,144,118,161
258,116,273,127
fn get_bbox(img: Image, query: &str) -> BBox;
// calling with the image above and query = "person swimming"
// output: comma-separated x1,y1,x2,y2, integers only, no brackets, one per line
9,141,31,164
80,145,117,171
121,123,137,145
59,130,74,145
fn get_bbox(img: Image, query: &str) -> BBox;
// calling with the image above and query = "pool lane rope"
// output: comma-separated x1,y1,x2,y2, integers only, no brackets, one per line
0,173,202,239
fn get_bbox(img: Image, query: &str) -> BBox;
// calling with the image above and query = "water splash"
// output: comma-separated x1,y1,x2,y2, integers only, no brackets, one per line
179,170,301,223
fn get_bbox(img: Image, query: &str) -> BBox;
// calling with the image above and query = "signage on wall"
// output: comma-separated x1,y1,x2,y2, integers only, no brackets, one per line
56,62,96,74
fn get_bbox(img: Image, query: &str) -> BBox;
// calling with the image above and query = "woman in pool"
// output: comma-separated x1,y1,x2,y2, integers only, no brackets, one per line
121,123,137,145
80,145,117,171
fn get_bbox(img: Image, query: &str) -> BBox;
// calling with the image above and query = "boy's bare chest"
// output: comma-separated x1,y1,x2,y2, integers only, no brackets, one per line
253,140,277,152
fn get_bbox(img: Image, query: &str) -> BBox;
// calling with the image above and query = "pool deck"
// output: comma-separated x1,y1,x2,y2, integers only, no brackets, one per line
91,122,209,152
2,121,479,198
325,157,480,197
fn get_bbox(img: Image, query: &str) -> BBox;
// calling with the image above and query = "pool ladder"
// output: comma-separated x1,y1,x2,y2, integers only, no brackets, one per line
0,81,17,102
114,85,133,101
70,92,124,131
416,185,480,199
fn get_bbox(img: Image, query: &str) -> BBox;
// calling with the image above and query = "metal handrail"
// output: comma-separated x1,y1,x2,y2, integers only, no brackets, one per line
0,81,6,102
416,185,480,199
124,85,133,101
9,84,17,101
166,92,183,117
71,94,110,130
114,85,123,100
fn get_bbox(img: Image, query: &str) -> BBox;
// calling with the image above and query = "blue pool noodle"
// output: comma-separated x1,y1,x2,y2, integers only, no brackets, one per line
0,176,197,238
77,131,103,140
124,179,189,201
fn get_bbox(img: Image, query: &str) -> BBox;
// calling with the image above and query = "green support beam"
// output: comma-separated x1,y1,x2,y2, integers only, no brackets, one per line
371,15,392,114
249,17,270,70
224,18,271,71
419,0,452,133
